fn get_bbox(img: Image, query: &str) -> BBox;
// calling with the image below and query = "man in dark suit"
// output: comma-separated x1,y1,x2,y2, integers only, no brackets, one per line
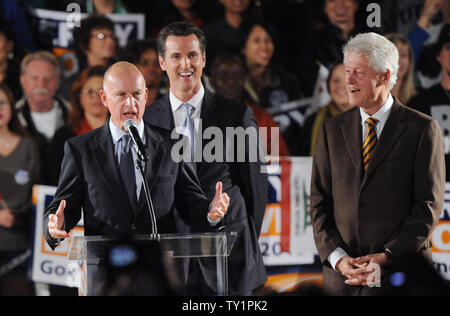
44,62,230,295
310,32,445,296
144,22,268,295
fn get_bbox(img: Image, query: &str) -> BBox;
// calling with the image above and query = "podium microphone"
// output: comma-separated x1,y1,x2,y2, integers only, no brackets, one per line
123,119,158,238
124,119,148,162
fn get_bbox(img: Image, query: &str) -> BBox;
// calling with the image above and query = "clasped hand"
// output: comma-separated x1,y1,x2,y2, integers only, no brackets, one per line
337,253,388,286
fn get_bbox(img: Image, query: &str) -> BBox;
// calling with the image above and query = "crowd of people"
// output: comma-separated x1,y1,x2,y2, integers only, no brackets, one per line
1,0,450,296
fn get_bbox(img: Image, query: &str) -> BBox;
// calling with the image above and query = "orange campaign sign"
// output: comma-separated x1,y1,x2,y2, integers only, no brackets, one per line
431,184,450,280
259,158,317,267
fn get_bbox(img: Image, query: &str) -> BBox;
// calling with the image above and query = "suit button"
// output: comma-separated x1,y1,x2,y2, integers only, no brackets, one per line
131,224,136,231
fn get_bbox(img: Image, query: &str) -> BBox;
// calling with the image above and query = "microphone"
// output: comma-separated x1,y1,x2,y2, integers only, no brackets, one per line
124,119,148,162
124,119,158,237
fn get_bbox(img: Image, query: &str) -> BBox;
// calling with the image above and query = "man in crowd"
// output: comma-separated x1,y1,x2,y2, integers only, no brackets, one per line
16,51,70,185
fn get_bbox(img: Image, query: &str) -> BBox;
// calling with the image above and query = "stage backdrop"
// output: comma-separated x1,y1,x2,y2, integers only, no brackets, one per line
30,158,450,291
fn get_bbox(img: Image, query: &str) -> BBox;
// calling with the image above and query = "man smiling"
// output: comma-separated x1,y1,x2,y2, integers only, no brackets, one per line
310,32,445,295
145,22,268,295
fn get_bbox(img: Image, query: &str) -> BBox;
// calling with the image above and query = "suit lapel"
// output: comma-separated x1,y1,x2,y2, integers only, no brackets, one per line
91,123,134,220
341,108,364,184
136,124,165,217
362,100,407,188
144,95,175,131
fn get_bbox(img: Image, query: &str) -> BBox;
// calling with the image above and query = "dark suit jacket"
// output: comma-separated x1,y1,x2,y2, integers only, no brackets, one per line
144,89,268,294
310,99,445,296
43,122,214,295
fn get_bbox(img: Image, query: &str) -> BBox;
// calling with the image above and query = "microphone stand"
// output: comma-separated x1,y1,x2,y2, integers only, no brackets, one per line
135,153,159,241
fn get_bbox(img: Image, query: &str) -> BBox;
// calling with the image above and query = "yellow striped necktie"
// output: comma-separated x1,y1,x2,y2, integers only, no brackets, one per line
362,117,379,171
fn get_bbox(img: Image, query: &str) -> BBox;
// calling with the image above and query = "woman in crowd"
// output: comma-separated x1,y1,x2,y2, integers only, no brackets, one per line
51,65,109,180
0,83,40,295
386,33,417,105
67,65,109,135
58,14,117,100
239,20,303,110
209,54,290,157
238,20,303,152
299,63,353,156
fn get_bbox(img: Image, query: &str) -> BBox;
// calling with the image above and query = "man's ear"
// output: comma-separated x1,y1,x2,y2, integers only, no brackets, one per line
384,69,391,86
19,74,26,89
377,70,390,86
158,55,166,71
99,89,108,108
202,51,206,68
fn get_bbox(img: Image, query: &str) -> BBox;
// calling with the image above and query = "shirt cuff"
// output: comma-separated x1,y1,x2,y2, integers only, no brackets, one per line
207,215,221,226
328,247,349,271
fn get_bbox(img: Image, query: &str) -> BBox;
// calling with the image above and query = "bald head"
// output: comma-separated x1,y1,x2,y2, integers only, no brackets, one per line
103,61,145,90
100,61,149,131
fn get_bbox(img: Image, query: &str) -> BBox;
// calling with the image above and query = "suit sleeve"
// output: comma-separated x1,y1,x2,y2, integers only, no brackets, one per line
174,160,214,231
383,119,445,260
309,122,347,265
240,106,269,237
43,140,83,250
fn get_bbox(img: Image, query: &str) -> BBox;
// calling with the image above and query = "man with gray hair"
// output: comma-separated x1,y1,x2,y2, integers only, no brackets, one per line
16,51,70,185
310,32,445,295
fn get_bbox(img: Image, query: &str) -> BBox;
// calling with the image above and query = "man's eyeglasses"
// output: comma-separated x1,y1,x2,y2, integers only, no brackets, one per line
91,33,117,41
81,89,101,97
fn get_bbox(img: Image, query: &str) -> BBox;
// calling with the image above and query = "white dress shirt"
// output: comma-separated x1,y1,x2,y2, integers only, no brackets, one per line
328,94,394,270
170,84,204,138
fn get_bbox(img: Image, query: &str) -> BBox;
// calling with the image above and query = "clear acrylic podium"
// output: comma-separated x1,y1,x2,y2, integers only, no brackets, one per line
68,232,237,295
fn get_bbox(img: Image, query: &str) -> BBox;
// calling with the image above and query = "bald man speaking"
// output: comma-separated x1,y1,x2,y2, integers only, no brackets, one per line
43,62,229,295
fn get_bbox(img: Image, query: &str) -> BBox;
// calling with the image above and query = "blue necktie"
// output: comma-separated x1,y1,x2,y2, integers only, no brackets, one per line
119,134,136,207
182,103,195,160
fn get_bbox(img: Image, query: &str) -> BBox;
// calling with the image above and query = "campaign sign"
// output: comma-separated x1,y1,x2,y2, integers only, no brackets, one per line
259,158,317,266
431,183,450,280
30,185,84,289
30,8,145,49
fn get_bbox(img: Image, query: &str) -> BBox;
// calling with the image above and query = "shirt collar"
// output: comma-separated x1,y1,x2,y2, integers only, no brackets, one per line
109,118,145,145
359,93,393,124
169,84,205,113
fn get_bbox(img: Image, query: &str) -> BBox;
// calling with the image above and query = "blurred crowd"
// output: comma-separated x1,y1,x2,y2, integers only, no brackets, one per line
1,0,450,295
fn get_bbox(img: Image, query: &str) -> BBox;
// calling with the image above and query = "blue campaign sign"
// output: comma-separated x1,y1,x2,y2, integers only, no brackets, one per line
29,8,145,49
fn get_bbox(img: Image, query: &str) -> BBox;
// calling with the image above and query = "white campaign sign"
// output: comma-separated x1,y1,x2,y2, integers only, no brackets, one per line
30,185,84,289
